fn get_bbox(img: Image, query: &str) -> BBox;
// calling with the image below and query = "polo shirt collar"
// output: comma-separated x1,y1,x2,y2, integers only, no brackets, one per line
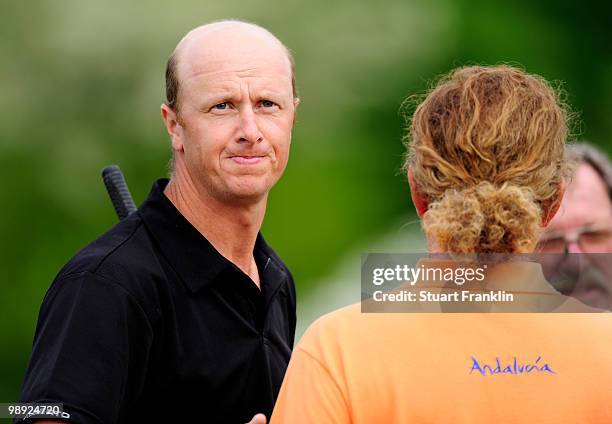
138,179,286,297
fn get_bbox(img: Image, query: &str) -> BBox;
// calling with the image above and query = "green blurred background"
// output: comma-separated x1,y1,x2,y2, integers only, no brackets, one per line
1,0,611,403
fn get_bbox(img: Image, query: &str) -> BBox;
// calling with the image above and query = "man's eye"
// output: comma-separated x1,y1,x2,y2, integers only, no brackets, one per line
261,100,276,108
583,229,612,242
213,102,229,110
537,236,565,251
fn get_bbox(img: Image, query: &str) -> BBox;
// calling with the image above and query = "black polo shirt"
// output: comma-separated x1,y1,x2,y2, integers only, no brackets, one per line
18,179,297,424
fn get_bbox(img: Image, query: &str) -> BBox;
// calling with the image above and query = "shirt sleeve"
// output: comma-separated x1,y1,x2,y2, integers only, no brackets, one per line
17,271,153,424
270,346,351,424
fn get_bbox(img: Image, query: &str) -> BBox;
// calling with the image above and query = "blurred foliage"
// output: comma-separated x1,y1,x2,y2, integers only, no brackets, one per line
0,0,610,403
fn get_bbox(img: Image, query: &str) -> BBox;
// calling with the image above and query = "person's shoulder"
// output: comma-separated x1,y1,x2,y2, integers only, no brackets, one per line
553,309,612,333
51,212,163,308
305,301,399,333
298,301,434,360
297,303,363,353
58,212,152,277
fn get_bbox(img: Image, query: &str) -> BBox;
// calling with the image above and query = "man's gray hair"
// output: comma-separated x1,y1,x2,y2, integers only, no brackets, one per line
567,142,612,202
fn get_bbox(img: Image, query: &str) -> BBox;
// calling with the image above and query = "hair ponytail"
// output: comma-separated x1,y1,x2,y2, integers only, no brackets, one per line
423,182,542,254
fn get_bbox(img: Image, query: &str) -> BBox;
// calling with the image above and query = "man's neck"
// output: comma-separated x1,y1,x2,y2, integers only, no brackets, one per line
163,173,266,288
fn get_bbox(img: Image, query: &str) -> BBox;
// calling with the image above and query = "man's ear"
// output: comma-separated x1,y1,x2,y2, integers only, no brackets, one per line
408,167,428,217
161,104,184,152
542,178,565,227
292,97,300,126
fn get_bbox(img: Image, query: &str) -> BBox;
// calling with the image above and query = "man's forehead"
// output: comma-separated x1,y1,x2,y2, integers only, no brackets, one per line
564,163,607,200
187,70,287,87
183,52,290,81
184,74,292,104
548,163,611,229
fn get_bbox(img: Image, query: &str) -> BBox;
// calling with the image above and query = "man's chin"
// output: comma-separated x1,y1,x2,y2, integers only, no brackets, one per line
220,183,271,205
207,173,280,205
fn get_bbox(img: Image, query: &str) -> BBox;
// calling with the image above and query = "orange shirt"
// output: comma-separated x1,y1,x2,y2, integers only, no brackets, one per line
272,266,612,423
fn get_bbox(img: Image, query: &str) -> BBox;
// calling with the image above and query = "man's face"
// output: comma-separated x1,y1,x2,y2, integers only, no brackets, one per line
538,162,612,309
541,163,612,253
164,26,297,204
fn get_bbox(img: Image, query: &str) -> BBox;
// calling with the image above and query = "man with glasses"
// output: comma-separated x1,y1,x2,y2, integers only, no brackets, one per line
537,142,612,309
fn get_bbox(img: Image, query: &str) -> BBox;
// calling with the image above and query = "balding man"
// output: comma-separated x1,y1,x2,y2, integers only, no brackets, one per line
538,142,612,309
18,21,299,424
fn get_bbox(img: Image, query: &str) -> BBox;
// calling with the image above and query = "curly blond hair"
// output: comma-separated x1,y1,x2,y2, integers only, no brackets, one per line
404,65,571,253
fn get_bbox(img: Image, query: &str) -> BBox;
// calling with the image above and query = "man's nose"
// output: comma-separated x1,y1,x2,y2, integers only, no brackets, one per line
238,106,263,144
566,238,584,254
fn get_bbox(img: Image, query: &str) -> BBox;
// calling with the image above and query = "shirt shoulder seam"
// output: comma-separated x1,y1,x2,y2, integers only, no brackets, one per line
91,218,145,275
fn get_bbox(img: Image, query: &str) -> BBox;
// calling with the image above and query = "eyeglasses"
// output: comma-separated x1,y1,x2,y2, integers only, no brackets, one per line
537,223,612,254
